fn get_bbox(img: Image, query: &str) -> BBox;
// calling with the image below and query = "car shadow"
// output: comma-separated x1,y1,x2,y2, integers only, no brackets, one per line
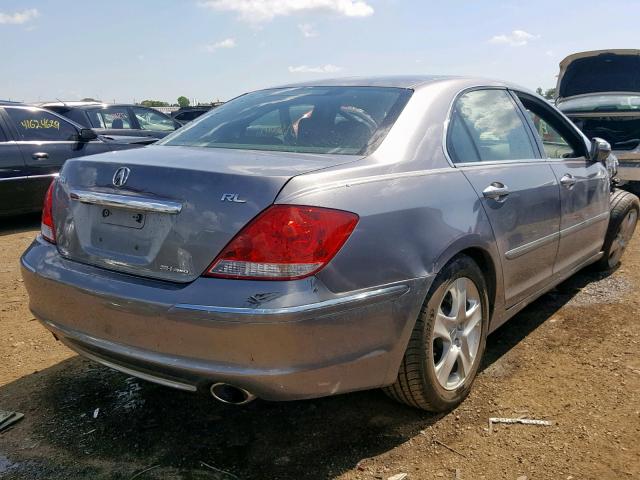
0,213,40,238
0,266,615,480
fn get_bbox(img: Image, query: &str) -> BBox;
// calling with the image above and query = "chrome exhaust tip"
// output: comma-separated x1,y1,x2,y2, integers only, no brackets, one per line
210,382,256,405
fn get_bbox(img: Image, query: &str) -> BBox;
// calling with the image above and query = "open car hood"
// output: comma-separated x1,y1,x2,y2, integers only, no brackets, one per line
556,50,640,101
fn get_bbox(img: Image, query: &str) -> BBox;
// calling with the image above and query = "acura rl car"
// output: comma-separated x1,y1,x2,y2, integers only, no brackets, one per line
21,77,639,411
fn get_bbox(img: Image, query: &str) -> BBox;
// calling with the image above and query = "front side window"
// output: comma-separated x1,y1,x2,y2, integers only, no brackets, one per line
518,95,584,159
132,107,176,131
161,86,412,155
526,111,573,158
6,107,77,141
448,89,537,163
87,107,133,129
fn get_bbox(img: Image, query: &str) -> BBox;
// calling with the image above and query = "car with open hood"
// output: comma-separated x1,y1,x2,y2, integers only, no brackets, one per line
21,76,638,411
556,49,640,184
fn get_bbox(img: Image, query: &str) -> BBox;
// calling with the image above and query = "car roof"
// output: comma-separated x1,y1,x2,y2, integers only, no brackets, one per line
0,100,26,106
270,75,536,94
37,102,141,110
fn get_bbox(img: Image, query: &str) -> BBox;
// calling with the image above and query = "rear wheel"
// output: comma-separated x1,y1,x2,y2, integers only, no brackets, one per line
596,189,639,270
384,255,489,411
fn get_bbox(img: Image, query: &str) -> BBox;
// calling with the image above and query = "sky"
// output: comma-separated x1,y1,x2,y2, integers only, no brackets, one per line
1,0,639,104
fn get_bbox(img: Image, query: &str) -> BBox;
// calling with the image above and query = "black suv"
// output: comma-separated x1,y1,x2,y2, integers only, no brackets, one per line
39,102,181,139
0,102,150,216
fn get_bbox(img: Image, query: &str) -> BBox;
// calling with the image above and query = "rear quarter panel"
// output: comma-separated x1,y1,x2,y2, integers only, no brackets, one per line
277,166,505,324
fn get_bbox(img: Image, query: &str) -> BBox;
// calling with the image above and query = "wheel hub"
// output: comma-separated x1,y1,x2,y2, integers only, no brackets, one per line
432,277,483,391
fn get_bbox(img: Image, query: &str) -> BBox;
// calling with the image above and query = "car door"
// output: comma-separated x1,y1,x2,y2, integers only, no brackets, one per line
514,92,610,274
0,109,32,214
447,88,561,308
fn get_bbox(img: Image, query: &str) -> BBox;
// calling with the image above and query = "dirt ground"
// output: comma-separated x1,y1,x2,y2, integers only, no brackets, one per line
0,214,638,480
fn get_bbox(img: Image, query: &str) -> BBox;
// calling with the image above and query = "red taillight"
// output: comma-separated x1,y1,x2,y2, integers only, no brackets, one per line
41,180,56,244
206,205,359,280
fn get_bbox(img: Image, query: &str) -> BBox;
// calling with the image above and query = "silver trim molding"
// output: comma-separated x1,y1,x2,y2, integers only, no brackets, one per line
66,343,197,392
560,211,609,238
174,284,409,316
505,211,610,259
69,189,183,214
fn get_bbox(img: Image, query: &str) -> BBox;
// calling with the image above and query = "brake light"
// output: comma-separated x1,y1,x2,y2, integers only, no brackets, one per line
206,205,359,280
41,180,56,244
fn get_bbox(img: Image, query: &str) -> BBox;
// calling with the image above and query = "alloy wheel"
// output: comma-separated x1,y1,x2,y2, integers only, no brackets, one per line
432,277,483,390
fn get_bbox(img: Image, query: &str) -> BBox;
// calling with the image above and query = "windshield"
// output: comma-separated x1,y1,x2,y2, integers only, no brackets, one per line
558,94,640,113
160,86,412,154
559,54,640,98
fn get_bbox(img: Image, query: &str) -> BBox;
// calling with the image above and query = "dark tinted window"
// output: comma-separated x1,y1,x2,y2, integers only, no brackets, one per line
45,107,90,127
162,86,412,155
175,111,206,122
448,89,536,163
0,121,6,142
6,107,77,141
87,107,134,129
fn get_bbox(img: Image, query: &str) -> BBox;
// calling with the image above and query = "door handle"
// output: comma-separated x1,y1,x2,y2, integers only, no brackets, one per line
482,182,510,202
560,174,577,189
32,152,49,160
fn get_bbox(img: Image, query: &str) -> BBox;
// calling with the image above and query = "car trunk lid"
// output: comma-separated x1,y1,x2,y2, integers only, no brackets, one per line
53,145,358,283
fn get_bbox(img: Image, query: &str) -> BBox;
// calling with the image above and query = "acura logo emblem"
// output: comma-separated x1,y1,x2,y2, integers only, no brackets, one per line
112,167,130,187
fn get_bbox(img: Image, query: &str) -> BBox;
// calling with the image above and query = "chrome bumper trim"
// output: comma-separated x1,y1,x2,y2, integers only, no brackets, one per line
69,189,183,214
60,338,197,392
174,284,409,316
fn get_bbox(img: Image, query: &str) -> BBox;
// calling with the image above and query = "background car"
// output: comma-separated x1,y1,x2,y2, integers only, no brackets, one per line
171,106,213,124
0,101,152,216
39,101,182,139
555,50,640,186
21,77,639,412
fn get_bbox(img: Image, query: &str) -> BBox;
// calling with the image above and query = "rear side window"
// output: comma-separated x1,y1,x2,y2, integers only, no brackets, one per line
6,107,77,141
132,107,175,131
161,86,412,155
448,89,537,163
87,107,134,129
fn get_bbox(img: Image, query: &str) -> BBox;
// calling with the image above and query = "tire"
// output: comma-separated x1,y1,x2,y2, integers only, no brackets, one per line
383,255,489,412
595,189,639,271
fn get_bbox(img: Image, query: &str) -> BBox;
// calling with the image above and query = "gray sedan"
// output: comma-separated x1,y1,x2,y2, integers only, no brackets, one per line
21,76,639,411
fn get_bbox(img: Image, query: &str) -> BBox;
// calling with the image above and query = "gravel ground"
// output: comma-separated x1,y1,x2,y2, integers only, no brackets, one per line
0,214,639,480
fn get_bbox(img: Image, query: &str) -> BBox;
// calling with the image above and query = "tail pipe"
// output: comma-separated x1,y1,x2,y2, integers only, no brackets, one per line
210,382,256,405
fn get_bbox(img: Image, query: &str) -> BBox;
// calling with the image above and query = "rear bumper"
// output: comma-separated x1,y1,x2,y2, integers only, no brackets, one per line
21,238,431,401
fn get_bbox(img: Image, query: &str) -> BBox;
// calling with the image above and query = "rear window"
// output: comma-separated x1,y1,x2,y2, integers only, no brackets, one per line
160,86,412,154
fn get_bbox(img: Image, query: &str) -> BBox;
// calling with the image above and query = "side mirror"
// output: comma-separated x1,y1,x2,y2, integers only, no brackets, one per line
174,120,182,129
590,137,612,164
78,128,98,141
